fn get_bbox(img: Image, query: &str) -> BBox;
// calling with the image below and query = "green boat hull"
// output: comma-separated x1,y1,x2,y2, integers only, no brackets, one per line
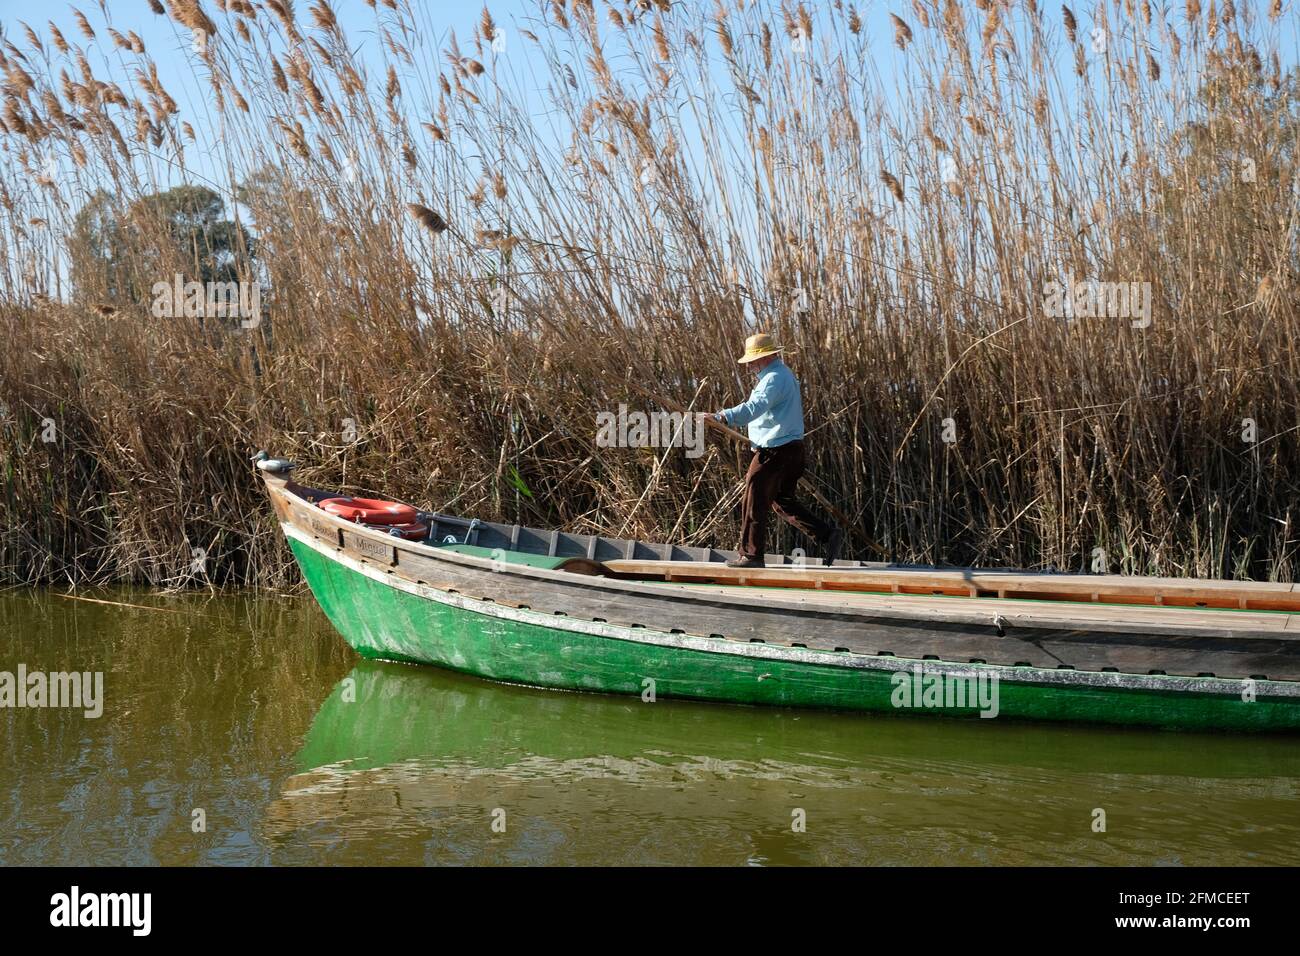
288,535,1300,733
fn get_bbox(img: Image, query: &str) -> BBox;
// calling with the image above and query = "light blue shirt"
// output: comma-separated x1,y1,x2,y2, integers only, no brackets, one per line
721,358,805,449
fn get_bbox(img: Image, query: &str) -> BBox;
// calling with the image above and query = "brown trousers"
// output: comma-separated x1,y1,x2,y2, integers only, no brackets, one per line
738,440,833,558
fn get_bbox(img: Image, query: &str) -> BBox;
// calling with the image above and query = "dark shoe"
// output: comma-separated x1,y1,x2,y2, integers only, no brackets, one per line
726,555,766,569
822,527,845,566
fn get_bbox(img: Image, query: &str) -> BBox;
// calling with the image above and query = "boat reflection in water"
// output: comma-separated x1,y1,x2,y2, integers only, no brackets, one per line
265,661,1300,866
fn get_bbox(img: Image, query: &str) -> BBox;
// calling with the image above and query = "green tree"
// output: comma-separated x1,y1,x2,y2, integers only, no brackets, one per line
67,189,130,301
128,184,254,286
67,184,255,303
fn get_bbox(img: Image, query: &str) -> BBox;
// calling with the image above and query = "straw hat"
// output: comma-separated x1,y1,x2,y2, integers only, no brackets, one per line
736,332,783,364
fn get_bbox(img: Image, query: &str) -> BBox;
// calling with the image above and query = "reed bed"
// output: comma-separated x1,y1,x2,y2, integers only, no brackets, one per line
0,0,1296,587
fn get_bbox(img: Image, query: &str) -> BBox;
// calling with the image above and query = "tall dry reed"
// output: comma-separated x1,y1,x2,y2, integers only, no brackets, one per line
0,0,1297,587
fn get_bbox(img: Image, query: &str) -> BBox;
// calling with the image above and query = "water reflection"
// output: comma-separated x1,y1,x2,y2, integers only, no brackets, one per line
271,661,1300,865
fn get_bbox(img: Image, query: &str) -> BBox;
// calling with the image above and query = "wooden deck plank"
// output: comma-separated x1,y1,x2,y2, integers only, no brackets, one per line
604,560,1300,611
639,581,1300,634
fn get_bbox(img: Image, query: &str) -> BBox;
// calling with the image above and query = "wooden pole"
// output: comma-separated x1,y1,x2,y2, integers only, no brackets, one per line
625,380,888,559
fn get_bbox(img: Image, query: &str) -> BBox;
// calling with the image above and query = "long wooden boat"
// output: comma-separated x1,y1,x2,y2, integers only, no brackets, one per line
257,455,1300,733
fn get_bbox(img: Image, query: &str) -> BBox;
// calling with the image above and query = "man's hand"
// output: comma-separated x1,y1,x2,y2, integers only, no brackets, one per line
711,411,726,423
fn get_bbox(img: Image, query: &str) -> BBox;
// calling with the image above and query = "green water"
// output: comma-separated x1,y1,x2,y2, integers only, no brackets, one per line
1,589,1297,866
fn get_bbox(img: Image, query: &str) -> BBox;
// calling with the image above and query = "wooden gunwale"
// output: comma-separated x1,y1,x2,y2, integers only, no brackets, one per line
644,581,1300,633
601,560,1300,613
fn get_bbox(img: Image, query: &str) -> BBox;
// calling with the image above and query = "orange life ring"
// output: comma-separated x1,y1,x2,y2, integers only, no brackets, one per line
319,496,419,526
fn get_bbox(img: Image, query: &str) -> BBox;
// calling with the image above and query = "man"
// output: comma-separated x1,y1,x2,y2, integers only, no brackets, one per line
713,333,844,569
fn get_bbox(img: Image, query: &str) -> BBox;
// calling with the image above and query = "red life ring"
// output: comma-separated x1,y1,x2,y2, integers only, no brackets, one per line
319,496,419,526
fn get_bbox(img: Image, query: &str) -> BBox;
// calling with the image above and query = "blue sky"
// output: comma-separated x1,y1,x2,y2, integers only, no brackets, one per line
22,1,930,197
10,0,1297,282
22,0,1290,192
29,1,498,192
